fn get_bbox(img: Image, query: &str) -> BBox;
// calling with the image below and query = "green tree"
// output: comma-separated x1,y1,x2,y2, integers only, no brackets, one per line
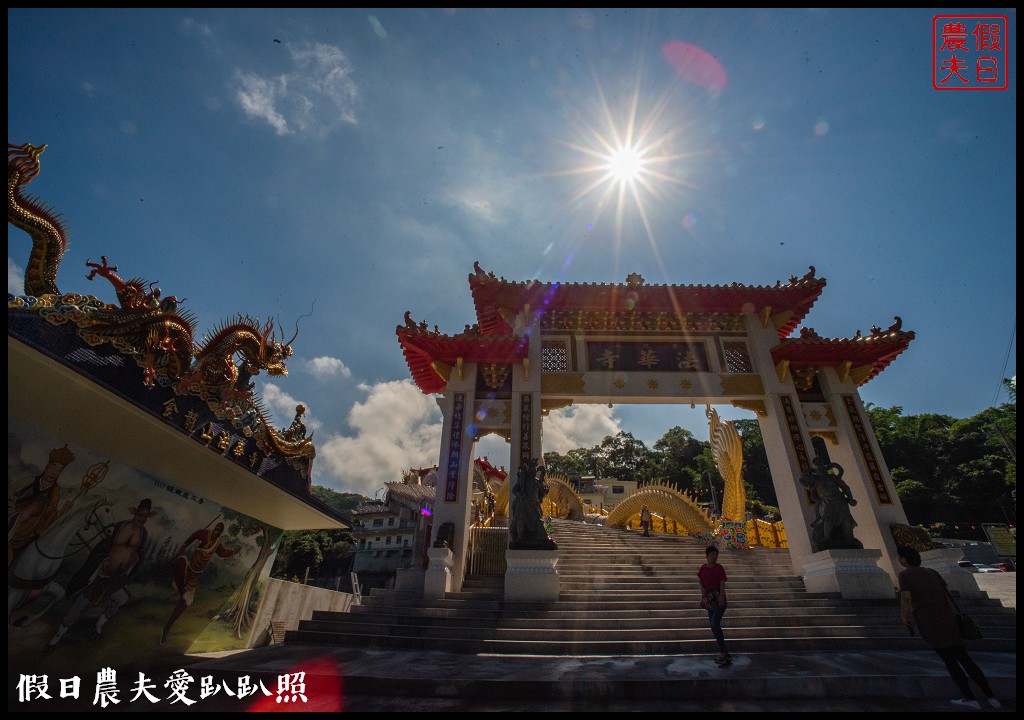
273,528,354,580
543,450,592,485
867,400,1016,528
892,475,933,521
595,431,655,485
733,419,776,508
652,426,704,492
312,485,369,515
270,485,364,582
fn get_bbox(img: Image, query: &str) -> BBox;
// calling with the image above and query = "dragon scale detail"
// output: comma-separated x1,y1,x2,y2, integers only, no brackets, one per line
8,143,68,297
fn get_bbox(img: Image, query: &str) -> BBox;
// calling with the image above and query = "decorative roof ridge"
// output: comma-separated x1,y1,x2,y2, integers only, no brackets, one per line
470,262,826,292
397,326,525,343
790,317,914,343
398,311,494,339
397,320,527,344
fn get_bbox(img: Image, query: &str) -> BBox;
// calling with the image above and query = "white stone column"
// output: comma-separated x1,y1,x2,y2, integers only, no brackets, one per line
742,313,817,575
816,367,910,584
743,314,892,597
503,312,559,601
429,371,478,596
509,311,543,479
756,392,818,574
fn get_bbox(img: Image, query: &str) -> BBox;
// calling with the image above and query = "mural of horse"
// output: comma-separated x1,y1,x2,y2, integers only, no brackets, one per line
7,498,115,628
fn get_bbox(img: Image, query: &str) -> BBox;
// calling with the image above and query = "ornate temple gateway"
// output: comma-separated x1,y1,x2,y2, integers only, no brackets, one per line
398,262,922,600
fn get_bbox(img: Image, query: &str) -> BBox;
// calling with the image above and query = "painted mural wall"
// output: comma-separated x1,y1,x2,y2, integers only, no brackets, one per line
8,418,284,678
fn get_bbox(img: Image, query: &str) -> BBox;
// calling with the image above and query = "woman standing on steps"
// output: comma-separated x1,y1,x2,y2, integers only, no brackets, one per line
698,545,731,665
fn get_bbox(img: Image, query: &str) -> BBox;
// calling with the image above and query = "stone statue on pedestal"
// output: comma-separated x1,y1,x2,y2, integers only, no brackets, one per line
509,458,556,550
799,455,863,552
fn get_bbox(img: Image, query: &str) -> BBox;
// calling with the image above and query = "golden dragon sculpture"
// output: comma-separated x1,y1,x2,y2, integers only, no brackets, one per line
78,255,197,387
8,143,67,297
707,405,746,523
8,141,313,461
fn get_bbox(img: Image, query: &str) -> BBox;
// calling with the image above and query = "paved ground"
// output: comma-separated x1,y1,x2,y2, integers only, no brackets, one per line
11,645,1016,713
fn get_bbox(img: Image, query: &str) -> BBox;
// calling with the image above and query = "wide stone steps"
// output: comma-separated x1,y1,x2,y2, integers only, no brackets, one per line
306,613,933,632
286,517,1016,657
362,593,866,610
341,604,1002,621
284,629,1014,656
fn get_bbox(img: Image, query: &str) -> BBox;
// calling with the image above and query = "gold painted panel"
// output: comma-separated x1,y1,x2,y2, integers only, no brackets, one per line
730,399,767,417
541,373,586,394
719,373,765,396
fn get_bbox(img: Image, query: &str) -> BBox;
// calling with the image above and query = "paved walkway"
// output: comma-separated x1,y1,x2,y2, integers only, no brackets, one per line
12,645,1016,712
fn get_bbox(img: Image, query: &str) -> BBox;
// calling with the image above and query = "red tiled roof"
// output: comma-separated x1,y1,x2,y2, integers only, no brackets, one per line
771,327,915,385
396,326,528,394
474,456,507,481
467,263,825,338
397,265,898,393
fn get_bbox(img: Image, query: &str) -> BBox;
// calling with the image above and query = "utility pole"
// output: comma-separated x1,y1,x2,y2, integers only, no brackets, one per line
706,471,718,518
990,426,1016,462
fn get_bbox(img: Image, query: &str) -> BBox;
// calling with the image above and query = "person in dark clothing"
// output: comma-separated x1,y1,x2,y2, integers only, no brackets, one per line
896,545,1001,710
697,545,731,665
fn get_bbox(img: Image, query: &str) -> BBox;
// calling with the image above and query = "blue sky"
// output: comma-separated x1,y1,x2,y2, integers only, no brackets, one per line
8,9,1016,497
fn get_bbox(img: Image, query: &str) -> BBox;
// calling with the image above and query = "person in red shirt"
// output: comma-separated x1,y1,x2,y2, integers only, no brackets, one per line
697,545,731,665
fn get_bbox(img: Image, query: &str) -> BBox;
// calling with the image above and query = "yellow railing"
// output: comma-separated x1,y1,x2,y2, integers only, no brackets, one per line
746,518,788,548
623,514,787,548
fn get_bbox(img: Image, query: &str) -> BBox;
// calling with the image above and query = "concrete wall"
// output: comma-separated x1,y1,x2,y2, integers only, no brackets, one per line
973,573,1017,609
247,578,356,648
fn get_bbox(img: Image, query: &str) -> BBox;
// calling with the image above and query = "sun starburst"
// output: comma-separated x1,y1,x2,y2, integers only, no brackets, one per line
554,73,701,252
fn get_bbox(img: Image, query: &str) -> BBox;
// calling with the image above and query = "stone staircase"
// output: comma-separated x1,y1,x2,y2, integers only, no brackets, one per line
286,518,1015,656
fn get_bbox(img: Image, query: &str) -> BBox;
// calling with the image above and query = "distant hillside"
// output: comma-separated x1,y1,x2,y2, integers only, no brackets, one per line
312,485,371,517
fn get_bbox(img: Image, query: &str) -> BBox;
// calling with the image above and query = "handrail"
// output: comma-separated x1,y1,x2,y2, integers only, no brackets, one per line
468,526,509,576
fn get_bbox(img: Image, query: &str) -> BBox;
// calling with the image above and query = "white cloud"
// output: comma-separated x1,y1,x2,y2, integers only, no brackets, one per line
368,15,387,39
9,257,25,295
311,388,626,496
542,404,623,454
445,191,500,223
291,42,359,125
180,17,214,41
233,41,359,136
304,356,352,379
258,382,322,433
235,71,291,135
316,380,442,496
